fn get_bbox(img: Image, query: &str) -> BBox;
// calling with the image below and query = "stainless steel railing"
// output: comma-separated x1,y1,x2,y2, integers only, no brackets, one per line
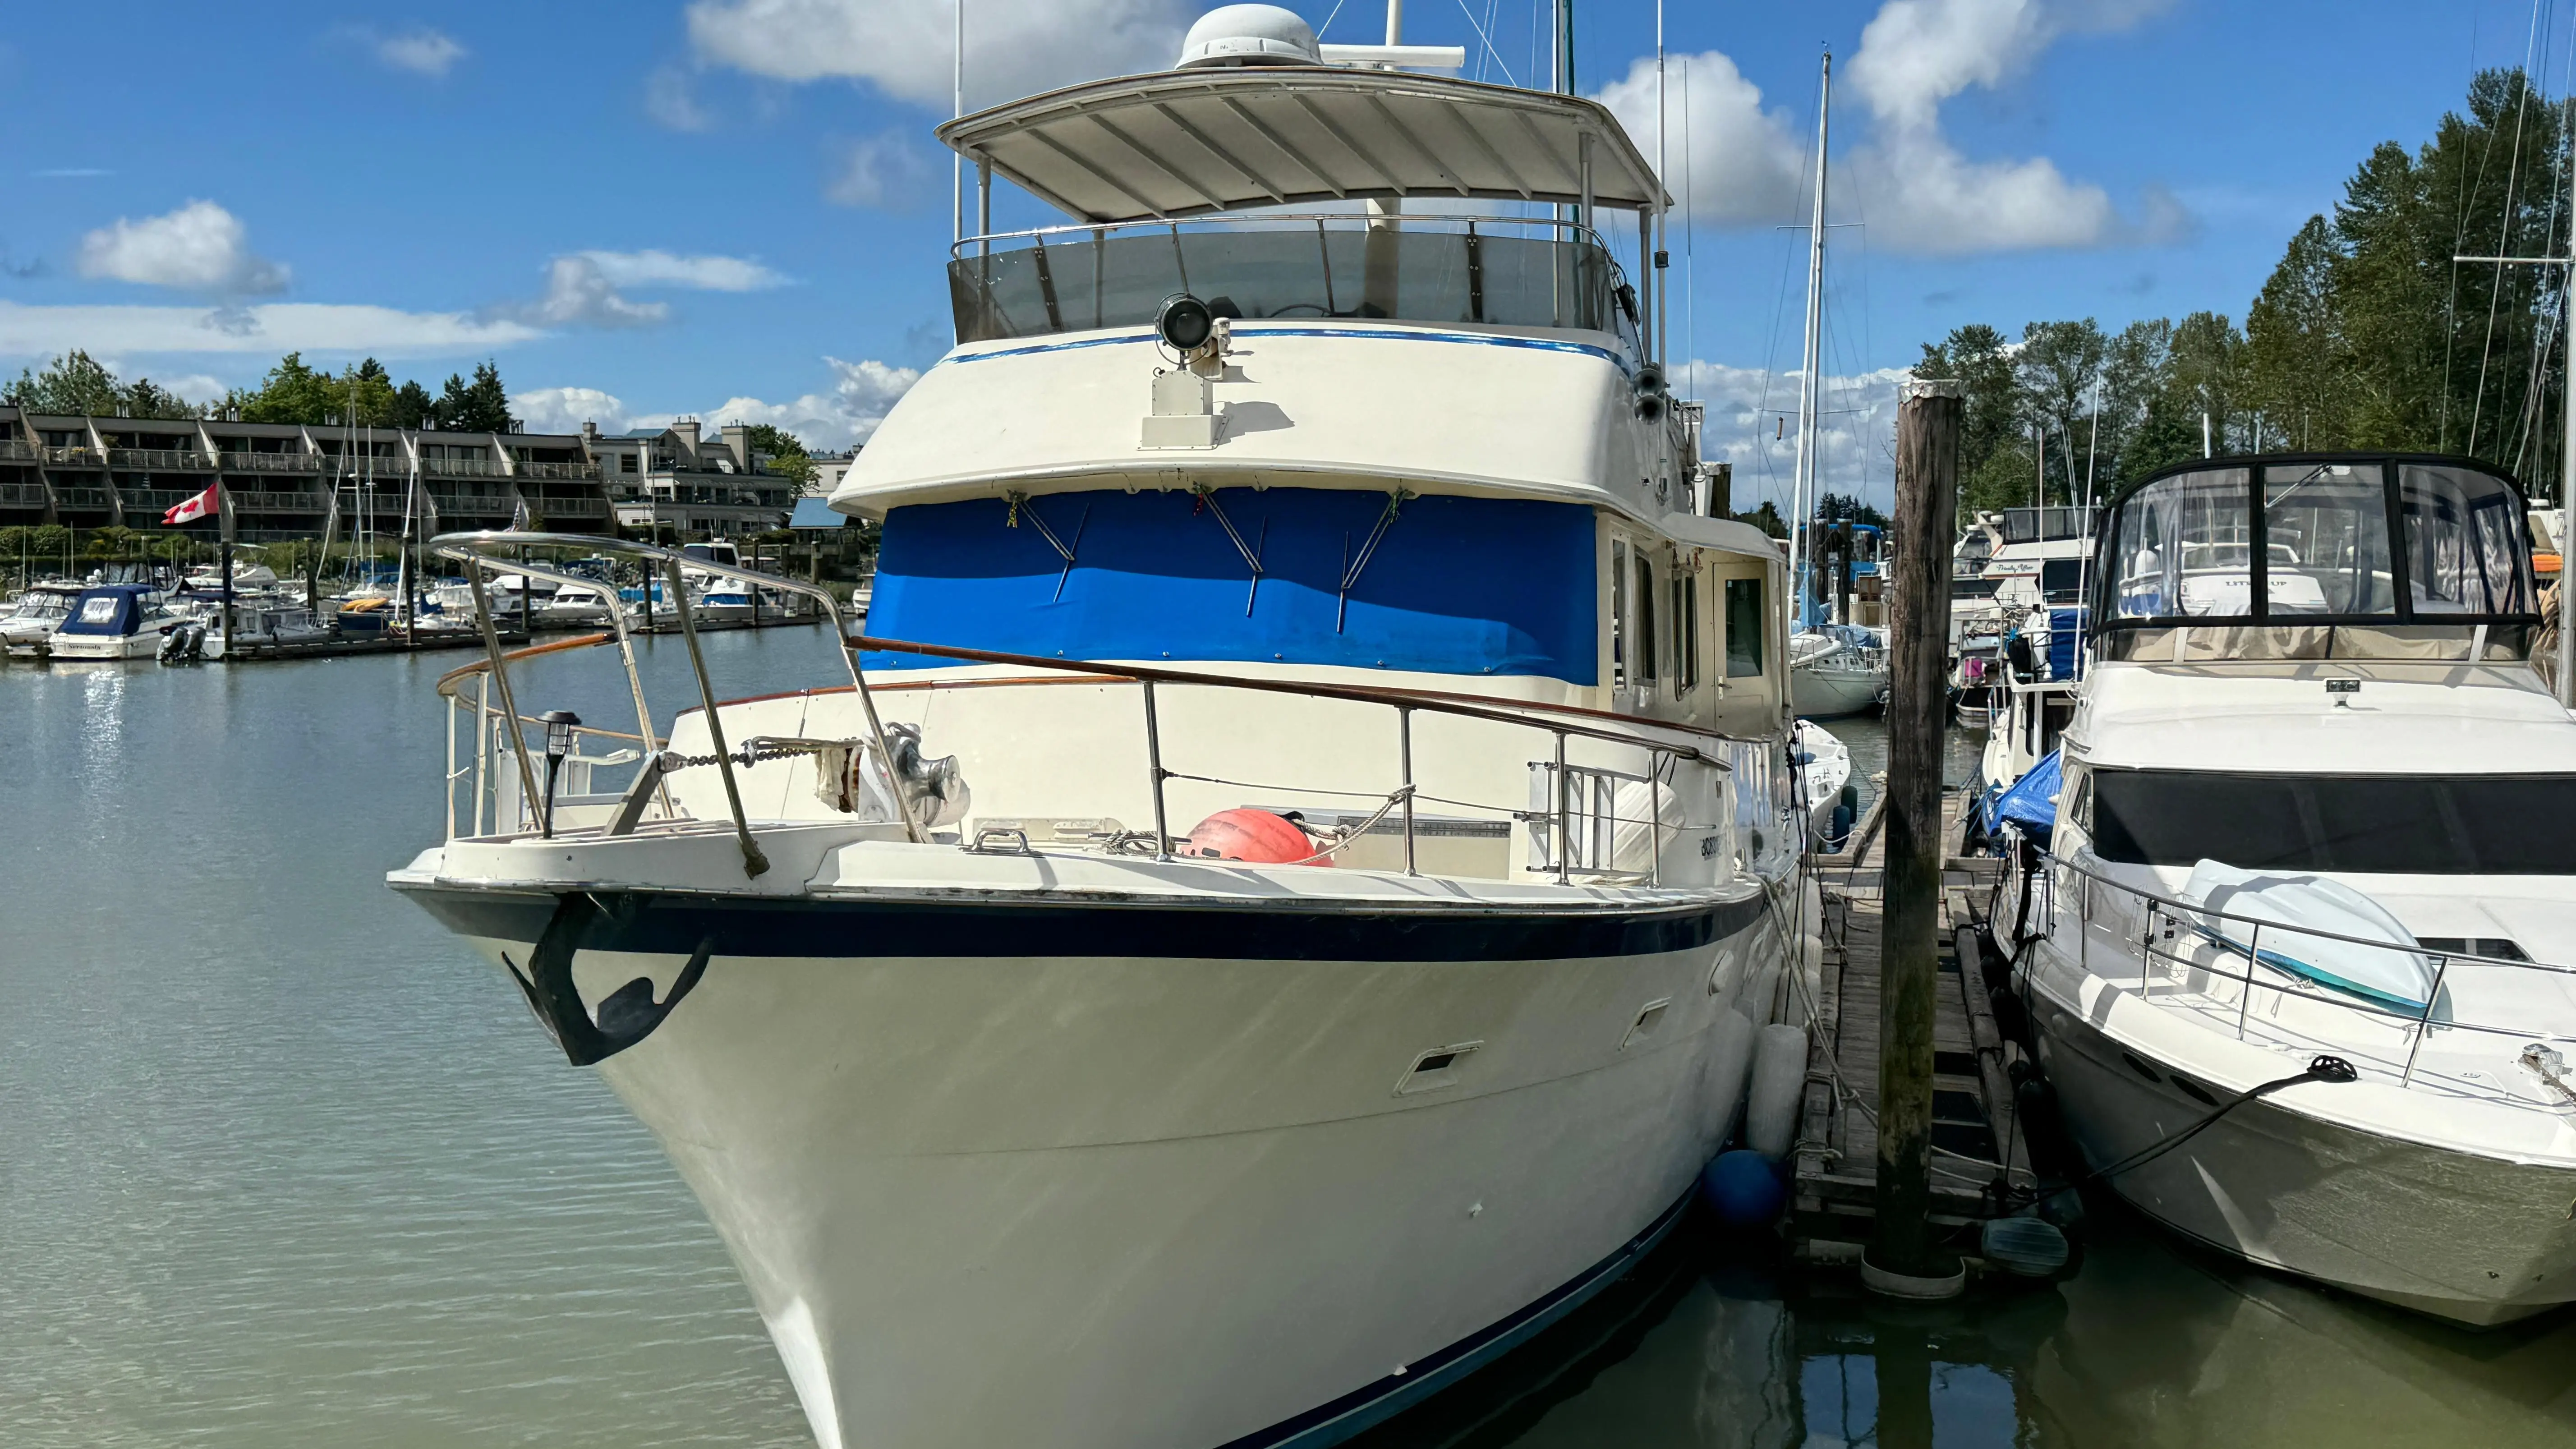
431,531,1765,891
2012,842,2576,1095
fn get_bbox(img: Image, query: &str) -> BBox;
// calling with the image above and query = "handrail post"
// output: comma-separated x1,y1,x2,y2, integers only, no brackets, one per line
467,568,547,836
2403,955,2449,1087
1647,750,1662,886
667,559,770,879
1143,679,1172,861
1553,730,1571,884
1398,705,1417,876
473,674,490,836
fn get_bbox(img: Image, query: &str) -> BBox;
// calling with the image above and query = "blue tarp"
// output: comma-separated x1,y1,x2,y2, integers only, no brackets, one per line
1981,749,2064,846
864,487,1599,681
57,584,153,636
2047,605,2088,680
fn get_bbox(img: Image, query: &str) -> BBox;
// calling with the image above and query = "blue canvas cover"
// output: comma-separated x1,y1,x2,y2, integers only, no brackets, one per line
864,487,1599,681
1983,749,2064,846
57,584,152,636
2047,605,2088,680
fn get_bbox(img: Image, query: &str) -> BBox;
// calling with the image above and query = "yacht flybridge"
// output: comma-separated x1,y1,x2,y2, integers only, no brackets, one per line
2003,451,2576,1325
390,10,1804,1448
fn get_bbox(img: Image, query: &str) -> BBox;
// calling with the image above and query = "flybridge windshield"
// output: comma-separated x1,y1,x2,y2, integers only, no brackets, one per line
2088,768,2576,874
949,223,1637,350
2102,459,2533,625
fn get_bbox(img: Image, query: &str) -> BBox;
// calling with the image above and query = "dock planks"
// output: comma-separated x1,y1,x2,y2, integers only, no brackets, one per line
1790,787,2031,1257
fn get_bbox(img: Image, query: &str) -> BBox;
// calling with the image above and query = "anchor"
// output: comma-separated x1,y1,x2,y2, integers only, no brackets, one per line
501,892,713,1066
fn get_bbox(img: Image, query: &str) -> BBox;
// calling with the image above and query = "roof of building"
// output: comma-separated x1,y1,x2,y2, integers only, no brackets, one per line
789,497,848,529
937,65,1665,224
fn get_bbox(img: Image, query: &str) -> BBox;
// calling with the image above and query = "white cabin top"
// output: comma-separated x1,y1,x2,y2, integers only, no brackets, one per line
938,65,1665,224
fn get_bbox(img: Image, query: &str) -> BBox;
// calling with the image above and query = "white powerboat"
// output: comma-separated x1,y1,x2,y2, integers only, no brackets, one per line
1,582,84,656
528,581,624,628
2004,451,2576,1326
202,601,332,658
1794,719,1854,849
389,14,1809,1445
47,584,187,660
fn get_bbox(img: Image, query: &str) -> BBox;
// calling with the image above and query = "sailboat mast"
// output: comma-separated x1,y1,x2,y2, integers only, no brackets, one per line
1791,51,1831,622
2561,102,2575,707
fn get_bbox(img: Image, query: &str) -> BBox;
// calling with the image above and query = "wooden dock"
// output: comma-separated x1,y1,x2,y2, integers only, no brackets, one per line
1789,787,2033,1262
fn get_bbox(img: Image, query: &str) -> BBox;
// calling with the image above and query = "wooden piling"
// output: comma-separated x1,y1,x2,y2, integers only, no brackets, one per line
1872,376,1962,1285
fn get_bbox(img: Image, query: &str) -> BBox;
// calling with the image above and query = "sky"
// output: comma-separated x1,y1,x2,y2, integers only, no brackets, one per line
0,0,2564,514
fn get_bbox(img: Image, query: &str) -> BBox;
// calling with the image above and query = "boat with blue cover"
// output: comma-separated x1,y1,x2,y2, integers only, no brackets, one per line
388,9,1807,1445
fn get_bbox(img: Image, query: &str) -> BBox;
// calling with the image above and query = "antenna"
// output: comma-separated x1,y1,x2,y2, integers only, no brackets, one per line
952,0,964,245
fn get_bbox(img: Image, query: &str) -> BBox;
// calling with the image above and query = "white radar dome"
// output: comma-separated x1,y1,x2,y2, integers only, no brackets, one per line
1176,5,1321,68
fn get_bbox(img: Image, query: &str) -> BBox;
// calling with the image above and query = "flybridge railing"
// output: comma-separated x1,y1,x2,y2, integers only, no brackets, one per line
430,531,1753,889
944,212,1638,350
2011,843,2576,1101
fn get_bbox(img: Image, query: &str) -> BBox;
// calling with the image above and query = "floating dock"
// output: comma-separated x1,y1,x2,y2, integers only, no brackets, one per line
1789,787,2034,1264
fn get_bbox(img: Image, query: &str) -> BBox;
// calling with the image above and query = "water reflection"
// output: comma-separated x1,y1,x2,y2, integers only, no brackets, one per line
1359,1200,2576,1449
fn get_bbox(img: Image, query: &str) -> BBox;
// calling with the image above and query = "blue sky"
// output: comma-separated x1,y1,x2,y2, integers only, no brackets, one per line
0,0,2561,506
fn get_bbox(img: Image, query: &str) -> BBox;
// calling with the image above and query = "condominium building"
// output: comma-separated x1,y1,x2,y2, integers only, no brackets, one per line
0,406,799,543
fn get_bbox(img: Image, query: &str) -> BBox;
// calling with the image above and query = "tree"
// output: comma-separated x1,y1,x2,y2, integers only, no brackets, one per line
436,360,515,432
391,379,436,429
2245,216,2355,451
7,350,200,419
741,422,815,488
1734,500,1787,538
1815,492,1889,527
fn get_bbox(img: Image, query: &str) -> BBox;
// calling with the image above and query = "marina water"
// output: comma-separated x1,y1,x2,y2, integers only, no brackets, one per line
5,643,2572,1448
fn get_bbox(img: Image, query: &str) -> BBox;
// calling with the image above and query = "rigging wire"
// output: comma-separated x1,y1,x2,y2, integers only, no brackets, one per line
2468,0,2552,458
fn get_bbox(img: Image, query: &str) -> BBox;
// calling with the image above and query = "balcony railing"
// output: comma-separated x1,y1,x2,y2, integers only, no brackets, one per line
515,460,599,480
42,446,102,467
231,490,326,511
427,457,506,478
220,451,321,473
0,440,41,462
109,447,211,469
947,214,1638,350
538,497,611,517
52,487,111,510
0,483,47,506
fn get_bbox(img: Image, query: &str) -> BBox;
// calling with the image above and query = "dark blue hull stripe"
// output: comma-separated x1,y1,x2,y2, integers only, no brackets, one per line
1225,1190,1694,1449
398,887,1770,962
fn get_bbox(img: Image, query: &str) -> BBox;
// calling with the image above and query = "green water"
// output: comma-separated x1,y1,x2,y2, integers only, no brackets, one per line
3,647,2569,1448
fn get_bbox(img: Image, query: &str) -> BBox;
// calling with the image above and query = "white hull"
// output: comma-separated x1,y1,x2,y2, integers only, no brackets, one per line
47,630,166,660
2029,976,2576,1325
409,863,1777,1449
1790,661,1882,719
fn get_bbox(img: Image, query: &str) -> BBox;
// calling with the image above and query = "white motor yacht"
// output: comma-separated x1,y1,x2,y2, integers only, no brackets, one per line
47,583,186,660
2004,451,2576,1326
1,582,84,656
202,601,332,658
388,14,1809,1445
528,581,623,628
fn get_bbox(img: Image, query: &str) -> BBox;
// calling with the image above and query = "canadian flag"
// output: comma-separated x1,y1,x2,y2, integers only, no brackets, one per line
164,481,220,526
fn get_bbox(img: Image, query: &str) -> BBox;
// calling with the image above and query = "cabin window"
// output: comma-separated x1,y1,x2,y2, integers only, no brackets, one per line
2401,464,2529,616
2265,463,2395,616
1633,549,1659,686
1670,566,1700,694
2089,769,2576,874
1725,576,1764,677
1610,538,1630,689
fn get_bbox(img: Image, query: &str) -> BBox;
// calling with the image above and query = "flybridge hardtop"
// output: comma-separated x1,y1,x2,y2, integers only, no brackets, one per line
936,64,1669,222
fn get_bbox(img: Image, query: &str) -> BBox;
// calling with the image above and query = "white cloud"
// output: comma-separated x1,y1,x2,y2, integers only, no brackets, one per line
75,200,289,295
826,132,938,208
375,27,467,77
524,256,669,328
0,300,541,358
513,385,631,435
1680,360,1911,514
1597,52,1805,226
510,356,923,451
578,249,789,291
686,0,1190,110
646,64,713,130
1601,0,2185,254
156,372,229,405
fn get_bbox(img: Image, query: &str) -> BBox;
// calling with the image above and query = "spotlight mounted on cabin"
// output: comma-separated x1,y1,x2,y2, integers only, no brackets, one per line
1157,293,1216,356
1634,362,1668,423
